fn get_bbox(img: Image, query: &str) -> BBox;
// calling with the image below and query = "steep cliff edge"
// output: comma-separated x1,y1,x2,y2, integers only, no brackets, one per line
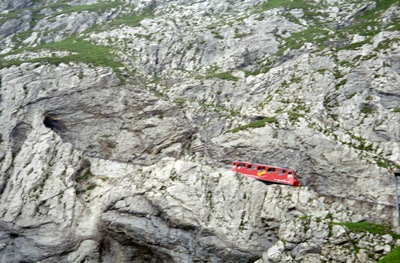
1,0,400,262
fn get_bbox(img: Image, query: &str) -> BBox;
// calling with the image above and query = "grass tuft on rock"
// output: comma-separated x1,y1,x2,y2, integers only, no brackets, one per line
227,117,277,133
333,222,400,238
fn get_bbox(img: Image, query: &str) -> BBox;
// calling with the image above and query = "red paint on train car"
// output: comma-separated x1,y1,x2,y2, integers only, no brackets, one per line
231,161,300,186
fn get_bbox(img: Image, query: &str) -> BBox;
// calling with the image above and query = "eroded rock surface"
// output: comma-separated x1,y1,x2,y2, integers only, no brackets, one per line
0,0,400,262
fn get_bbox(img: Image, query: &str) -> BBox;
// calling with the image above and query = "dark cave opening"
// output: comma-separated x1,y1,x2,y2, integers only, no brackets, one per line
43,112,65,132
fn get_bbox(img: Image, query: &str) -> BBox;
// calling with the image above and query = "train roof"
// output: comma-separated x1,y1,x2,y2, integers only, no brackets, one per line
232,160,295,171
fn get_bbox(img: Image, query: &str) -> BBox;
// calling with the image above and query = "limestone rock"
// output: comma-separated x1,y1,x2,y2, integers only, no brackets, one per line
0,0,400,262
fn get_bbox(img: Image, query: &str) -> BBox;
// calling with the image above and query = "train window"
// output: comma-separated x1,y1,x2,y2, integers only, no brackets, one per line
267,168,276,173
247,165,253,169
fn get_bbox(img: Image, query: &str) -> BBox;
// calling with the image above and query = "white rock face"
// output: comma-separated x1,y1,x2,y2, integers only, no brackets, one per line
0,0,400,262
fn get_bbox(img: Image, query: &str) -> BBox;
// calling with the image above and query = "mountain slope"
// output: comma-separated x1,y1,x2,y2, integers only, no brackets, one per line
0,0,400,262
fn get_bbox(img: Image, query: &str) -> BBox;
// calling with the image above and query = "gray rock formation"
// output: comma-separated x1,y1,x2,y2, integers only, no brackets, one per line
0,0,400,262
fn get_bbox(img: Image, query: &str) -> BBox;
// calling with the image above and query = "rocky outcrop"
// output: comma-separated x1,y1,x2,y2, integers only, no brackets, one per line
1,0,400,262
0,0,32,12
0,63,195,165
257,216,400,263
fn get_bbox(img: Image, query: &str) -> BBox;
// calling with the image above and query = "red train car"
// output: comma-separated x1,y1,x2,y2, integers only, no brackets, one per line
231,161,300,186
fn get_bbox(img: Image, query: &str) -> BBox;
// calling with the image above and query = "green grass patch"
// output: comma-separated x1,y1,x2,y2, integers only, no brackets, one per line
255,0,314,14
276,26,331,57
377,159,391,169
358,0,400,21
392,108,400,113
332,222,399,237
288,111,304,122
346,92,357,99
107,8,155,28
0,9,21,25
227,117,277,133
360,105,375,115
243,67,271,77
57,0,122,15
386,21,400,31
211,30,224,39
374,157,400,170
293,104,310,113
209,72,238,81
234,28,250,39
374,38,399,51
0,37,124,80
338,0,400,49
199,71,239,81
298,215,311,220
378,246,400,263
269,0,400,54
340,39,371,50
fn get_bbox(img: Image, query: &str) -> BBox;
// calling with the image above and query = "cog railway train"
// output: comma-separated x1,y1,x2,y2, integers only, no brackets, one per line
231,161,300,186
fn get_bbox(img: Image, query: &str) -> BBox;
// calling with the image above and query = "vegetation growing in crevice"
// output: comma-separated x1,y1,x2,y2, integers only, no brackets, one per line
360,104,376,115
173,97,239,117
253,0,316,17
197,71,239,81
53,0,123,15
106,8,155,28
332,221,400,238
75,165,97,195
243,67,269,77
275,26,331,57
227,117,277,133
288,111,304,123
75,167,93,182
268,0,400,58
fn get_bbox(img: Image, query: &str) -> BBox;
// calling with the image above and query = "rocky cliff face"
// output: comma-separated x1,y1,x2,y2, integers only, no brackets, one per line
1,0,400,262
